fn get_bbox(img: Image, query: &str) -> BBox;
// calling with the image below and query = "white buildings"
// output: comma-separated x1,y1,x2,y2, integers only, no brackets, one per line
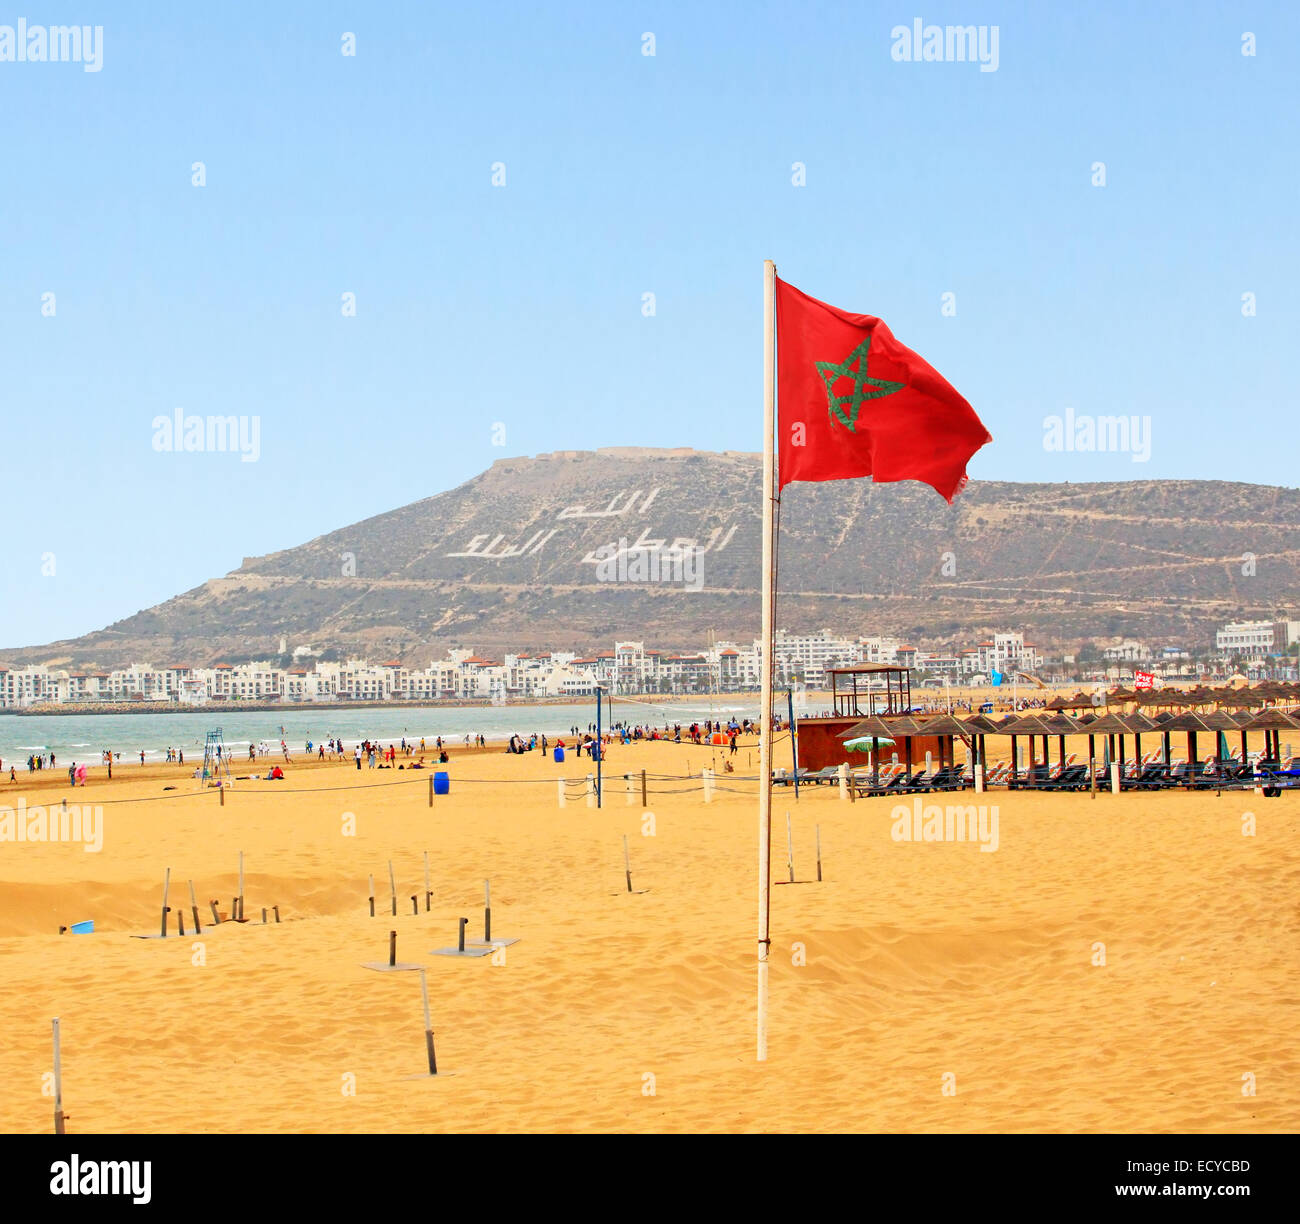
0,626,1057,707
1214,620,1300,656
771,629,862,685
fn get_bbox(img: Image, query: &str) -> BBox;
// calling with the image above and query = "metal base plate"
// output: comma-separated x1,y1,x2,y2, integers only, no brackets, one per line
429,945,494,958
401,1070,461,1080
361,961,426,972
465,936,519,947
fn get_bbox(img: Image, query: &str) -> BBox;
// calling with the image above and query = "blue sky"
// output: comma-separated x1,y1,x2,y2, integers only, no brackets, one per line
2,1,1295,648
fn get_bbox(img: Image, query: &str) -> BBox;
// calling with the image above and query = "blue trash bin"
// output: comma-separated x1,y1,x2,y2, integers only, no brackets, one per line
553,746,565,763
433,771,450,795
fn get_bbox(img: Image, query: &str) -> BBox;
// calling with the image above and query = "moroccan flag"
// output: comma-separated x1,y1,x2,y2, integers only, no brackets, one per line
776,276,991,502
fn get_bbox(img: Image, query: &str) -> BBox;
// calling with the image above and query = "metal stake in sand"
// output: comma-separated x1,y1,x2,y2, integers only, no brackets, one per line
786,813,795,883
430,913,493,957
188,879,202,934
816,825,823,882
361,929,423,972
420,969,438,1074
160,867,171,937
389,860,397,917
467,878,519,948
210,899,221,925
52,1018,66,1135
368,873,375,918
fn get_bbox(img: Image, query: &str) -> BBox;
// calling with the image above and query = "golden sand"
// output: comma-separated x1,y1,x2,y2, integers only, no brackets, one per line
0,739,1295,1133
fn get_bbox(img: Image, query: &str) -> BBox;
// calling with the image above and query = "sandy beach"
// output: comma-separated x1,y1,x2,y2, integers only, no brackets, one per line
0,735,1295,1134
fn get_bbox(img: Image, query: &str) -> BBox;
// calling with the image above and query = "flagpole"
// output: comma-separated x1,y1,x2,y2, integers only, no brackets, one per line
758,258,777,1061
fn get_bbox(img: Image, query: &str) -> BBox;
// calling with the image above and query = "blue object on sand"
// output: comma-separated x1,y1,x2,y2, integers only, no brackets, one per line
70,920,94,934
553,746,565,763
433,771,450,795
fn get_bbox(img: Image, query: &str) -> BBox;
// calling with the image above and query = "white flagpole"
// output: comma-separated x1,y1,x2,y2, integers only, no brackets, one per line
758,258,777,1061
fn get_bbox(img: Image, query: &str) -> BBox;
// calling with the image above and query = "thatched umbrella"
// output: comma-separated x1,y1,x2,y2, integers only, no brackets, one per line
1041,712,1082,770
1239,706,1300,764
915,713,971,775
1158,710,1225,769
999,713,1058,784
1124,710,1162,768
840,713,898,787
961,713,1001,776
1079,711,1135,773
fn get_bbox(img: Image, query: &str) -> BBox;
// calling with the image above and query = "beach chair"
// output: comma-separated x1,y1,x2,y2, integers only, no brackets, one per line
1008,764,1052,790
927,765,966,791
1044,764,1088,790
1121,762,1168,790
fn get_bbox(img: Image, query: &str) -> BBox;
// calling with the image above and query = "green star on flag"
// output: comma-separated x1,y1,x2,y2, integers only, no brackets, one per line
776,275,991,502
815,337,905,433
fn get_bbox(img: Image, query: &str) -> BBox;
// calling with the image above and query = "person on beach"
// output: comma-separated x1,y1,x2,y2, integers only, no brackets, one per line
355,745,362,770
139,750,145,765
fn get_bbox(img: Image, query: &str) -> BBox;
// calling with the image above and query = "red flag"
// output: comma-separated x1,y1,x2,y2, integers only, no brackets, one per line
776,276,991,502
1134,671,1155,691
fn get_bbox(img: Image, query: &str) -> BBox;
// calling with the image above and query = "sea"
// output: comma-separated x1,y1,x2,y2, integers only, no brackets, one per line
0,697,764,766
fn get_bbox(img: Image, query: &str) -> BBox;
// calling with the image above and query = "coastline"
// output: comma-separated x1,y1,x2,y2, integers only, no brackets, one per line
4,692,765,718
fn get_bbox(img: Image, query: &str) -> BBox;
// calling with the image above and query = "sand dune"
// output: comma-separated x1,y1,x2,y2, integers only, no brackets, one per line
0,740,1294,1132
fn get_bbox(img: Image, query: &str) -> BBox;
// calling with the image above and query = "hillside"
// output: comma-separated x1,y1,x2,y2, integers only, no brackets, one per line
6,448,1300,667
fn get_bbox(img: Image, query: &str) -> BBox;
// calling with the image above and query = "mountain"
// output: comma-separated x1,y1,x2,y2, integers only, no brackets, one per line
6,448,1300,668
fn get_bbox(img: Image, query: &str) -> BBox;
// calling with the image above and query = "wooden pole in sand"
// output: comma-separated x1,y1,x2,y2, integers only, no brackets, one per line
757,257,777,1063
483,879,491,943
786,812,794,883
424,851,432,912
388,930,397,967
419,969,438,1075
622,834,633,893
160,867,171,938
429,774,434,807
368,873,375,918
641,769,647,807
388,860,397,916
188,879,202,934
52,1018,66,1135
